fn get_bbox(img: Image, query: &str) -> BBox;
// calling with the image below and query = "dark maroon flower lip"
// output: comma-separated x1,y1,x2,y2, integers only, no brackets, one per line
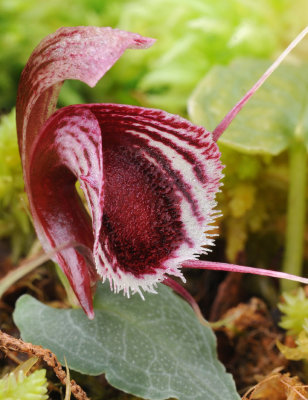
29,101,223,300
16,25,308,319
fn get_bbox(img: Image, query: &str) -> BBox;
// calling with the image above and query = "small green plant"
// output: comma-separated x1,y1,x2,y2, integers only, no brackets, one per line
277,289,308,362
278,288,308,336
0,357,48,400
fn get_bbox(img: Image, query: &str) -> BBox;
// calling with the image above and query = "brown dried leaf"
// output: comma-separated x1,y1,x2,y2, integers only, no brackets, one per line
219,297,273,339
216,298,287,389
243,371,308,400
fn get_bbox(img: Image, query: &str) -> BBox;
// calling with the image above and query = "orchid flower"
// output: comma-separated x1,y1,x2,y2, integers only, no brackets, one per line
16,26,308,319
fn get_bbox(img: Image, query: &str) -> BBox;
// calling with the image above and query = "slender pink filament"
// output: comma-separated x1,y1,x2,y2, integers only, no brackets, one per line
181,260,308,286
212,26,308,141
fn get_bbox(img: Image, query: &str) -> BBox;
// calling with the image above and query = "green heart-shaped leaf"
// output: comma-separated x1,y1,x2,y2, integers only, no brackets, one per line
13,283,240,400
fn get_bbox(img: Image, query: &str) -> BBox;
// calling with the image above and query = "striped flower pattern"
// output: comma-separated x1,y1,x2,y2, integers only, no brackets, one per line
17,26,308,319
16,27,222,318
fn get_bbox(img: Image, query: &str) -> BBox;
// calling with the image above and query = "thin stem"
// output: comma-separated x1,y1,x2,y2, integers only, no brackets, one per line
0,241,79,299
282,138,307,291
212,26,308,141
0,251,50,299
182,260,308,285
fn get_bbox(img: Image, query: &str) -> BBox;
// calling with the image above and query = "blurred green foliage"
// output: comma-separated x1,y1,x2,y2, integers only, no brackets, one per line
0,0,307,113
0,109,34,260
116,0,307,114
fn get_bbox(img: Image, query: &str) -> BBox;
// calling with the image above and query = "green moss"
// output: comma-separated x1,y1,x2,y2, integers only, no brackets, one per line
0,368,48,400
278,288,308,335
0,109,34,260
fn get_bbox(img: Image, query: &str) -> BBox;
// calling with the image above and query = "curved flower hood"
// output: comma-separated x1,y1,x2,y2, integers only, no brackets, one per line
16,27,223,318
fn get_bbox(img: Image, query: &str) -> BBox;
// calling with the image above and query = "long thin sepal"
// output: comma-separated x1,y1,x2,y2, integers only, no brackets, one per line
212,26,308,141
182,260,308,285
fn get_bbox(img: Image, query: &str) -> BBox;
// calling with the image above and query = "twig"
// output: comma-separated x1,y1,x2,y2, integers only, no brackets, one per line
0,330,90,400
0,240,82,299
